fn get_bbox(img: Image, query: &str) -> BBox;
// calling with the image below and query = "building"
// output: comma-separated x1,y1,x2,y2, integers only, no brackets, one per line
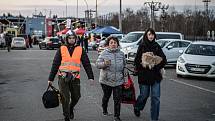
25,12,46,37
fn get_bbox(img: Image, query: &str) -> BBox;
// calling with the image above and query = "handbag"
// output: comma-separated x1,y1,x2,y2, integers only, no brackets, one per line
42,85,61,109
121,72,136,104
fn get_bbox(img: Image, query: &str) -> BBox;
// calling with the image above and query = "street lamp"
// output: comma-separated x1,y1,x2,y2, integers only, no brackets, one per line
119,0,122,32
159,4,169,32
144,1,161,30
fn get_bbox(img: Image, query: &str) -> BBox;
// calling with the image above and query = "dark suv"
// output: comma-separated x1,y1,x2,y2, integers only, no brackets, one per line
39,37,62,49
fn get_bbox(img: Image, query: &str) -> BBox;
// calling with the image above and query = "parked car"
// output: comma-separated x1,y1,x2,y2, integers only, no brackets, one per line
11,37,27,49
17,34,29,48
120,31,184,61
97,40,107,55
157,39,191,64
39,37,61,49
176,41,215,78
0,34,6,48
110,34,125,41
128,39,191,65
127,39,191,64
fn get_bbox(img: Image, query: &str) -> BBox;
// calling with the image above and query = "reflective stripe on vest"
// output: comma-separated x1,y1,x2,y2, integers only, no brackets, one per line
59,46,82,78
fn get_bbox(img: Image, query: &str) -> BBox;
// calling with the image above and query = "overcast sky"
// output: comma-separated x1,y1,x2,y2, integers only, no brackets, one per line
1,0,213,6
0,0,214,17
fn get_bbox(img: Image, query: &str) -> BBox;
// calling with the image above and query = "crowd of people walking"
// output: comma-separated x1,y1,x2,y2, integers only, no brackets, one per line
47,28,167,121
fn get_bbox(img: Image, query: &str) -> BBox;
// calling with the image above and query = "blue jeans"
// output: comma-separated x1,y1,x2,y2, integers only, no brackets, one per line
134,81,161,121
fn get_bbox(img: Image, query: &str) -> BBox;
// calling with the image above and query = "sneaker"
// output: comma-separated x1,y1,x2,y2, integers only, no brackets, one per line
103,111,113,116
114,117,121,121
103,111,108,116
134,108,140,117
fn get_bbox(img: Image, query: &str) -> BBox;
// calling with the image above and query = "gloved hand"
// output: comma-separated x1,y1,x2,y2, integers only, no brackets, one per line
89,79,95,86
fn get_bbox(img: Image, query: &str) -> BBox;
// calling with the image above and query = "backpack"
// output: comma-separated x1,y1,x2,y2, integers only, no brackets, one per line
42,85,60,109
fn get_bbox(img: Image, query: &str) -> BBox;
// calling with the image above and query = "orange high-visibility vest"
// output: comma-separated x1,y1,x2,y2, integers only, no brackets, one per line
59,45,82,78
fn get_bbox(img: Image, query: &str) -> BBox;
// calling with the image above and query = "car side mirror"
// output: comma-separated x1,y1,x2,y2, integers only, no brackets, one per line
179,49,184,54
167,45,173,50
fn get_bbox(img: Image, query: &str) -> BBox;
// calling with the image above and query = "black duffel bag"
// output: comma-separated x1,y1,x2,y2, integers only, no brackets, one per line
42,85,60,109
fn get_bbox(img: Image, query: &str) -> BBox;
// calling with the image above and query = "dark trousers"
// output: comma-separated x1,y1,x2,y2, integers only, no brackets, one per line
58,76,81,117
84,41,88,52
101,84,122,117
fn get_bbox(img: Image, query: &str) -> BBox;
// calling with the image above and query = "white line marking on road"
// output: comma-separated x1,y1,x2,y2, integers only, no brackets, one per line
170,79,215,94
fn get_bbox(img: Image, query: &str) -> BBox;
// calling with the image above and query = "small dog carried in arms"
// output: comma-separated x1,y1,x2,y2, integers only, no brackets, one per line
141,52,162,69
141,52,165,76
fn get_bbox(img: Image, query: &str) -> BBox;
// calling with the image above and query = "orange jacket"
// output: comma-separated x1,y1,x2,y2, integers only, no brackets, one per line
59,45,82,78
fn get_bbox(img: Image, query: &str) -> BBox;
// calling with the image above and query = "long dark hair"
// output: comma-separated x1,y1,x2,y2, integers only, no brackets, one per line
143,28,156,41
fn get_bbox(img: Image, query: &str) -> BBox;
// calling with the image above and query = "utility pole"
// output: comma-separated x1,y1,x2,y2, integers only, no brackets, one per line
159,4,169,32
119,0,122,32
84,0,89,29
144,1,161,30
85,10,89,29
66,1,68,17
49,10,52,18
87,9,96,28
77,0,79,18
203,0,211,15
95,0,98,27
202,0,211,39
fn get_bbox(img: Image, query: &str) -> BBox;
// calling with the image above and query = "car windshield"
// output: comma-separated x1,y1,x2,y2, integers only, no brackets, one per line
156,34,181,39
120,33,143,43
116,36,122,40
50,38,59,42
14,38,24,41
157,40,170,48
185,44,215,56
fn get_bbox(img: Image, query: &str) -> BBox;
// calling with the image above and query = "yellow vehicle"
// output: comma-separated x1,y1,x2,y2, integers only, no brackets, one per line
5,28,18,37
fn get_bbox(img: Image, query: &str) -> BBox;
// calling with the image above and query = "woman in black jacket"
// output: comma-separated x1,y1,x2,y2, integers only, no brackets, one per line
133,28,167,121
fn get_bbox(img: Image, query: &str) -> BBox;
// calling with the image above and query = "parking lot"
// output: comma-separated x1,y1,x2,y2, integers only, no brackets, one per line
0,46,215,121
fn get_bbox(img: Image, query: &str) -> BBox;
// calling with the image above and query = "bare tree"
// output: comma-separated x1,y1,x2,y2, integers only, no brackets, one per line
97,6,215,39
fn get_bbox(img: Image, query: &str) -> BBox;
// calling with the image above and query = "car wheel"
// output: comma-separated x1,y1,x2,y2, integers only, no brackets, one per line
45,45,49,50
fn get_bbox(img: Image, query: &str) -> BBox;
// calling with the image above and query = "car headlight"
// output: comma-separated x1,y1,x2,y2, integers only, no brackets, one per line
125,45,137,51
178,56,185,63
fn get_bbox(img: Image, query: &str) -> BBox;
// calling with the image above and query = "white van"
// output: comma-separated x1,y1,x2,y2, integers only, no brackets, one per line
110,34,125,41
120,31,183,62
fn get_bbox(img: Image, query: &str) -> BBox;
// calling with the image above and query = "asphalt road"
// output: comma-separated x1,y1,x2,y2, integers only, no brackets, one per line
0,46,215,121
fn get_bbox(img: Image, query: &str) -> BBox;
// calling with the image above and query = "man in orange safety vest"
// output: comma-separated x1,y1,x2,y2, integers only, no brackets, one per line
48,31,94,121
